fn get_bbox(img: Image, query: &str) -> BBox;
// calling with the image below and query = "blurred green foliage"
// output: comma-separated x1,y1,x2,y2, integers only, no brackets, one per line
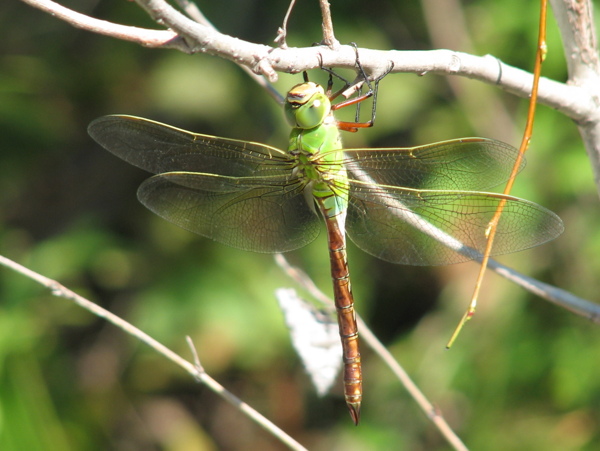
1,0,600,450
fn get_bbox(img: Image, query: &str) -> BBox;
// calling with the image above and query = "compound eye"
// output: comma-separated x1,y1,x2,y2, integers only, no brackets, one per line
284,84,331,129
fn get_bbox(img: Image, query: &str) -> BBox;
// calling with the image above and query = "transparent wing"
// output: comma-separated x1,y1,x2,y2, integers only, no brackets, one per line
341,138,524,191
138,172,320,253
346,181,564,266
88,115,294,177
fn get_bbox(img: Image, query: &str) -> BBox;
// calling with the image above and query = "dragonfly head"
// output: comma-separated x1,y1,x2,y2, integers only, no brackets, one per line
284,82,331,130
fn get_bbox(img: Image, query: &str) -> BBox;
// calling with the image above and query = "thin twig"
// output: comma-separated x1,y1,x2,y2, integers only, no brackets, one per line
174,0,284,104
274,0,297,49
274,254,469,451
446,0,550,347
20,0,185,49
0,254,308,451
356,323,468,451
173,0,215,26
319,0,339,48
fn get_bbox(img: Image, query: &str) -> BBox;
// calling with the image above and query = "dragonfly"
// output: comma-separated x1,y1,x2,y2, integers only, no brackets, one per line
88,73,563,425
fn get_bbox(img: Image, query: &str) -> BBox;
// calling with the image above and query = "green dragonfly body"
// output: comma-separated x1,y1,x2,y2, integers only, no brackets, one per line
88,81,563,424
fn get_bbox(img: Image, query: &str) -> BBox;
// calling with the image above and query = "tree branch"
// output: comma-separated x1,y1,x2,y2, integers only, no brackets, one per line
550,0,600,196
274,255,469,451
132,0,595,122
319,0,340,48
550,0,599,82
21,0,597,123
0,254,308,451
21,0,186,49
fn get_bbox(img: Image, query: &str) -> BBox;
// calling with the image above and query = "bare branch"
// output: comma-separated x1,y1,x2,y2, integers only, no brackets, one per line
346,164,600,323
19,0,597,122
175,0,284,104
550,0,600,196
274,255,469,451
319,0,340,48
550,0,599,82
21,0,186,50
488,258,600,322
135,0,282,80
355,320,469,451
173,0,215,26
274,0,297,49
0,254,308,451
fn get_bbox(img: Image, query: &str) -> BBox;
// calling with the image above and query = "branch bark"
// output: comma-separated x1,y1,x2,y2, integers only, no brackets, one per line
550,0,600,195
21,0,599,123
20,0,185,49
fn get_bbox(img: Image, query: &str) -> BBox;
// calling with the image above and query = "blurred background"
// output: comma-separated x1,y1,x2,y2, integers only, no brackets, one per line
1,0,599,449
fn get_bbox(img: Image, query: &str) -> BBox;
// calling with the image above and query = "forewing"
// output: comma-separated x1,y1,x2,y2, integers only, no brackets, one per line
138,172,320,253
88,115,293,177
346,182,564,265
342,138,524,191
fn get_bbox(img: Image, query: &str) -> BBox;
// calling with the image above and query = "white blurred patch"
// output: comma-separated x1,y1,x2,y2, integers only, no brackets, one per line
275,288,342,396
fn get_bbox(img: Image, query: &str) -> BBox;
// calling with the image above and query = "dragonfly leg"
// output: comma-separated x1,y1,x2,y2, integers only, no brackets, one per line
317,43,394,132
326,69,334,99
317,56,352,99
333,44,395,131
334,61,394,132
352,42,369,123
322,44,364,103
320,43,372,103
313,51,350,99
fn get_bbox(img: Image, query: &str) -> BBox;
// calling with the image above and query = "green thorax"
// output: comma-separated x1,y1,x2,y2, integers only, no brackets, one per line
284,82,347,205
